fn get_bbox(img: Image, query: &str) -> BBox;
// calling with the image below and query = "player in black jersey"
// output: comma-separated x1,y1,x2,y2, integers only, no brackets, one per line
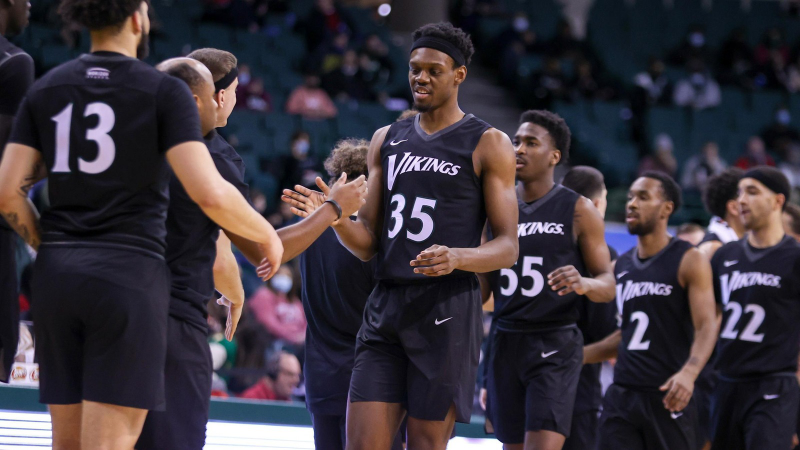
0,0,33,384
298,22,518,449
481,112,616,450
698,168,745,260
587,172,718,450
0,1,284,447
710,167,800,450
560,165,620,450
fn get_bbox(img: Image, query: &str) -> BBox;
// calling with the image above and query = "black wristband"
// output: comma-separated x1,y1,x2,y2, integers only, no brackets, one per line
325,199,343,221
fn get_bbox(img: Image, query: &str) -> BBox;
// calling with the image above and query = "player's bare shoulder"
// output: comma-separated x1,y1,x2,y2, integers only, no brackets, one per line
474,127,515,176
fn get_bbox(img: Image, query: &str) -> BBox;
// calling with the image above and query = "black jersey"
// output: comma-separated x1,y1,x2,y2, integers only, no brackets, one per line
712,236,800,379
490,185,586,331
9,52,203,256
376,114,490,282
299,225,376,415
166,130,249,331
613,238,694,390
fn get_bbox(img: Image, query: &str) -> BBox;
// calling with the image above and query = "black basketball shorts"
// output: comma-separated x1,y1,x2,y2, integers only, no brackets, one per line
0,229,18,382
32,245,170,410
349,275,483,423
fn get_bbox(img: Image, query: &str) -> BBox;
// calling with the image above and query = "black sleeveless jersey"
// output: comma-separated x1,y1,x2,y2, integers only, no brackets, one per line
9,52,203,256
711,236,800,379
376,114,490,282
613,238,694,390
490,185,586,331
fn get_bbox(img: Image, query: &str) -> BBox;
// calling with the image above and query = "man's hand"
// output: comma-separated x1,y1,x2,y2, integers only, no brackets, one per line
410,245,461,276
281,177,329,219
216,295,243,341
659,368,697,412
256,239,283,281
327,173,368,218
548,265,590,296
479,388,488,411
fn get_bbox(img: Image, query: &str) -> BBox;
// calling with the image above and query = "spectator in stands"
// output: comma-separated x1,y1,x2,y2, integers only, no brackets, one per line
734,136,776,169
638,133,678,178
228,312,275,393
779,144,800,190
755,28,790,69
323,49,375,102
668,24,711,67
286,72,338,120
240,351,302,401
248,265,307,348
271,130,321,192
569,59,617,101
237,63,253,88
529,57,568,107
236,76,272,112
676,223,706,246
633,57,672,106
760,105,800,158
673,59,721,109
547,19,583,60
717,27,754,88
360,34,393,86
681,141,728,192
301,0,354,53
313,30,351,74
495,13,541,87
782,203,800,242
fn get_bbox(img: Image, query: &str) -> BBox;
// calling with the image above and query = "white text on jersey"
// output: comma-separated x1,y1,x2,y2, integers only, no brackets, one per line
616,280,673,303
387,152,461,190
518,222,565,237
719,271,781,305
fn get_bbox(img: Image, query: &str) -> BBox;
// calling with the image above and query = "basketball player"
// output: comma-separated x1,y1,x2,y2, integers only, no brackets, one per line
0,0,33,383
308,22,518,449
482,112,615,450
591,172,718,450
710,167,800,450
0,1,284,447
560,165,619,450
698,168,745,260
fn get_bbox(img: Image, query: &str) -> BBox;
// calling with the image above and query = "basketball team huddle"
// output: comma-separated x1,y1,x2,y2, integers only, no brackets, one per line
0,1,799,450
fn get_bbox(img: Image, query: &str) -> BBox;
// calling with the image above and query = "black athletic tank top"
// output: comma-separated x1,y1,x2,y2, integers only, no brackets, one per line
491,185,586,331
376,114,491,282
613,238,694,390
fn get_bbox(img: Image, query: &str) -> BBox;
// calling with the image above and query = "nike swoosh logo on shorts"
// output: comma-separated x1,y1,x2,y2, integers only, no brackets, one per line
763,394,780,400
541,350,558,358
670,412,683,419
390,139,408,146
435,317,453,325
724,260,738,267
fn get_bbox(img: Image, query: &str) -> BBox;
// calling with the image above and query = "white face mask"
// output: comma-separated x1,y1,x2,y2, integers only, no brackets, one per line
271,274,293,294
238,72,252,85
513,18,529,33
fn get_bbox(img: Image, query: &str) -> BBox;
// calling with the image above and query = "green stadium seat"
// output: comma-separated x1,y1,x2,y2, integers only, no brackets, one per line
646,106,689,159
196,23,234,49
40,44,74,70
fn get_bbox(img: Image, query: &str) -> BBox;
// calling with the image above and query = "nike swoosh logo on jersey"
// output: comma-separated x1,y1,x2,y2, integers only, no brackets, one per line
724,260,738,267
616,271,629,279
390,139,408,146
670,412,683,419
435,317,453,325
763,394,780,400
541,350,558,358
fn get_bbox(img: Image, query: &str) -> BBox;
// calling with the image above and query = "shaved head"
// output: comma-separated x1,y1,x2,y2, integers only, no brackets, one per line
156,57,214,92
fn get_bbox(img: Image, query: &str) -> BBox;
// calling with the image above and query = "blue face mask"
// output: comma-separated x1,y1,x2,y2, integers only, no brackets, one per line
271,274,293,294
690,32,705,47
513,18,529,33
777,110,791,125
294,140,310,156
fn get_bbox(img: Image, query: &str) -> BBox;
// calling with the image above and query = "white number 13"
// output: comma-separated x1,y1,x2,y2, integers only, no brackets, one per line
51,102,116,174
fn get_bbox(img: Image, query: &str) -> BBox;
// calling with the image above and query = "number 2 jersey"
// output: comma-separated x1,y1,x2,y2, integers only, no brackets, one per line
712,236,800,379
9,52,203,256
613,238,694,390
489,184,587,331
377,113,490,282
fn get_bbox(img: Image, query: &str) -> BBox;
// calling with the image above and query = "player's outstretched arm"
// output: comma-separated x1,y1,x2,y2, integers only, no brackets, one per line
329,126,389,261
0,143,45,249
167,141,283,277
548,198,616,302
660,248,718,412
583,329,621,364
411,128,518,276
213,231,245,341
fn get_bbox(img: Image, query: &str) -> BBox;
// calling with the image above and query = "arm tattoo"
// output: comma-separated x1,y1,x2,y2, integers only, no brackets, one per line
686,356,701,367
19,159,44,197
0,210,40,249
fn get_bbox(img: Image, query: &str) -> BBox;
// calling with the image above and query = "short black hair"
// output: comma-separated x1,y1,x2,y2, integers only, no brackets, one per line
412,22,474,67
155,60,205,92
519,109,572,163
641,170,682,214
784,203,800,235
561,166,605,199
58,0,147,31
702,167,743,218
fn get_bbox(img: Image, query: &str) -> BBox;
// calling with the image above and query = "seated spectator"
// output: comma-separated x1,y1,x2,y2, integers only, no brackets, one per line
248,266,306,347
360,34,393,86
239,351,302,401
301,0,354,53
286,72,338,120
269,130,321,191
546,19,583,60
529,57,568,107
569,59,616,101
633,58,672,106
236,76,272,112
668,24,711,67
717,27,754,88
673,59,721,109
785,53,800,93
760,105,800,158
754,28,790,68
312,31,350,74
681,141,728,192
638,133,678,178
779,144,800,190
676,223,706,246
323,49,375,102
237,63,253,88
734,136,776,169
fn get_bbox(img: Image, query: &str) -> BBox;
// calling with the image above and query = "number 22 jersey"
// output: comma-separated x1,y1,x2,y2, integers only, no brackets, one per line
712,236,800,379
9,51,203,256
377,113,490,282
